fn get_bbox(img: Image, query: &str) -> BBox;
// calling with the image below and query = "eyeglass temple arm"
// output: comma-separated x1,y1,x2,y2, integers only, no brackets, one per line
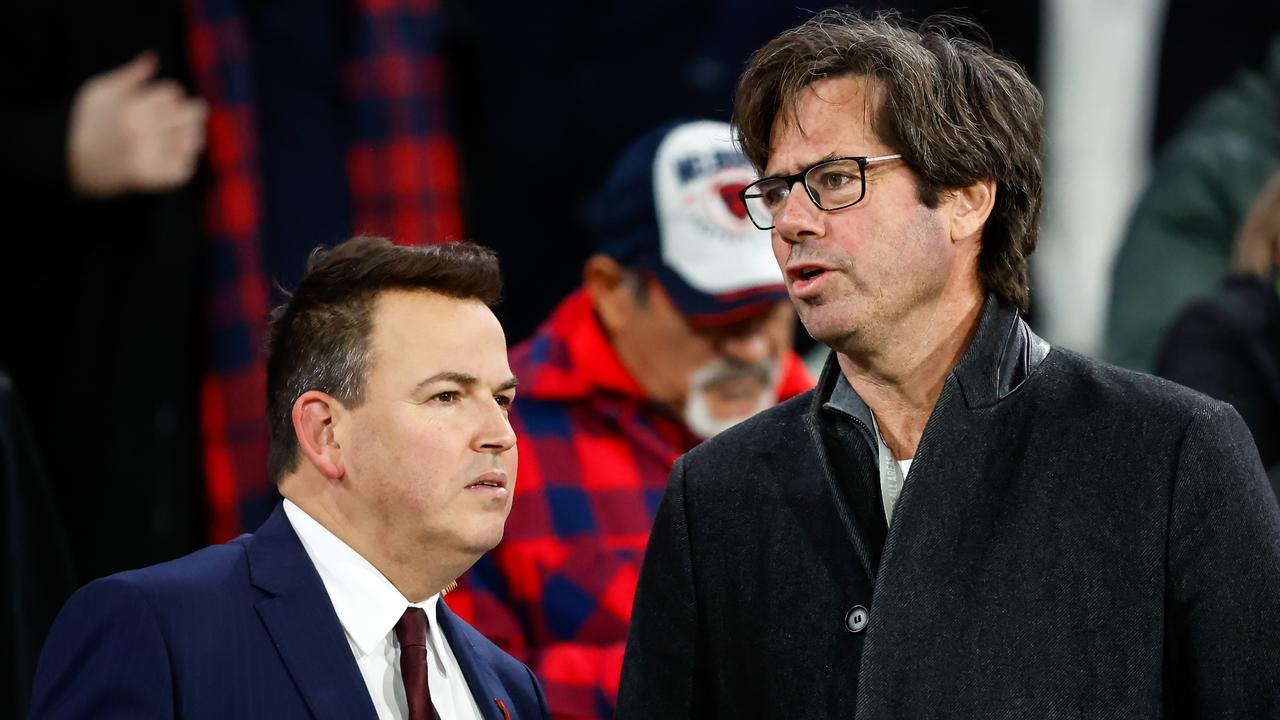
863,153,902,164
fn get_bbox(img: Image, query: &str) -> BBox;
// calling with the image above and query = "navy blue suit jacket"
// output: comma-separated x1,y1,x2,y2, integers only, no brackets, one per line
29,505,550,719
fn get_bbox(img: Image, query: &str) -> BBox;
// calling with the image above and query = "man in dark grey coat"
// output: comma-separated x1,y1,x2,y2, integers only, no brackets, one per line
616,10,1280,719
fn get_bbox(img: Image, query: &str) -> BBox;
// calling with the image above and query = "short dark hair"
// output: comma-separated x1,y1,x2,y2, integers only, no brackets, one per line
266,236,502,483
733,9,1043,312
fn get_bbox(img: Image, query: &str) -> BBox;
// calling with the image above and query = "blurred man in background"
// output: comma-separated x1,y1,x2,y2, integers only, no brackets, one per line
450,120,813,718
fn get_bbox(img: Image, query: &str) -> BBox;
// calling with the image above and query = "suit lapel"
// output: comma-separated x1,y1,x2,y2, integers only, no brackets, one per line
435,599,510,720
247,506,378,720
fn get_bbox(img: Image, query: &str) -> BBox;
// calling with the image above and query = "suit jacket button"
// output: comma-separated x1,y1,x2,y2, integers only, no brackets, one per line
845,605,869,633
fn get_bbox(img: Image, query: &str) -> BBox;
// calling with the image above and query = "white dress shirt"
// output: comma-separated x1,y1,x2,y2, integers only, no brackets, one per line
283,500,484,720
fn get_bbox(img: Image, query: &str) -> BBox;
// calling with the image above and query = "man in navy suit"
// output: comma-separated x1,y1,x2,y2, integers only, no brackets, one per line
29,236,551,719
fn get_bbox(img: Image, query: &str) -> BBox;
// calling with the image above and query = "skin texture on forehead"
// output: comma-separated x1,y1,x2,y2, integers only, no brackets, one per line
766,74,886,176
364,291,510,398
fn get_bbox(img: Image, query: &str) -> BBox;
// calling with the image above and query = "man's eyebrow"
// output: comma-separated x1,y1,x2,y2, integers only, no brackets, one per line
413,372,519,393
764,151,839,177
414,371,478,393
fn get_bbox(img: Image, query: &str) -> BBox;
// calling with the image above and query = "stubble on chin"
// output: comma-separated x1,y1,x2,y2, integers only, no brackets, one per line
800,296,874,358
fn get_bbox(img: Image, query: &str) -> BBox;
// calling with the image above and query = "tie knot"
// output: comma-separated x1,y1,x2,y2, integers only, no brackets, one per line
395,606,429,650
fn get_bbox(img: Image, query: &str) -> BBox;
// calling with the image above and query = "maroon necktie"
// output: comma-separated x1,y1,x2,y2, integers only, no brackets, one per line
395,607,439,720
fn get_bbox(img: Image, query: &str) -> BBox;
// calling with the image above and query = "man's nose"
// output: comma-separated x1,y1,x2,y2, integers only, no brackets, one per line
773,182,823,244
477,401,517,453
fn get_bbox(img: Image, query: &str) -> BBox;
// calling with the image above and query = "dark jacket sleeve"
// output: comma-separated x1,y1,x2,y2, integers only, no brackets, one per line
28,577,175,719
616,455,706,719
1164,401,1280,717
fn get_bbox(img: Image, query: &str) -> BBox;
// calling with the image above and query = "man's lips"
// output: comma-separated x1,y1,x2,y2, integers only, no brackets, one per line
467,471,508,491
786,264,831,281
785,263,836,297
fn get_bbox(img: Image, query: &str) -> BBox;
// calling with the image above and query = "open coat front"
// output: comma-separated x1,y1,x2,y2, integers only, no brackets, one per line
617,297,1280,720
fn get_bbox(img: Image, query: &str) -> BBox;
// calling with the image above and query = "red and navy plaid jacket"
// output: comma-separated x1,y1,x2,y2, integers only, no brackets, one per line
448,289,813,719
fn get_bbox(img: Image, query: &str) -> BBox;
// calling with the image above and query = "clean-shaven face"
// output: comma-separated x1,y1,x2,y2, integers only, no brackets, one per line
338,290,518,559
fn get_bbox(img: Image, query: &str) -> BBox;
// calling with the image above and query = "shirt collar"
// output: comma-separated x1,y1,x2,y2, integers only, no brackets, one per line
282,500,449,664
822,369,877,455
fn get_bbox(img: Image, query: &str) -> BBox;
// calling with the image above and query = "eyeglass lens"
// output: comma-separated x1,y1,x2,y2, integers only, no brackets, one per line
742,158,866,229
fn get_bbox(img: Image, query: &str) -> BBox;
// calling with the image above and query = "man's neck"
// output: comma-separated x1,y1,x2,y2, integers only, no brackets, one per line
835,292,984,460
282,483,467,602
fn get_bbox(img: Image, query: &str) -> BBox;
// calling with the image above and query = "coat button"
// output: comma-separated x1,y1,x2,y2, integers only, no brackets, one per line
844,605,869,633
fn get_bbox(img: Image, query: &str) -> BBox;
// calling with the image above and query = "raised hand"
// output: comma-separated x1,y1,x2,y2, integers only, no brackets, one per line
67,52,208,198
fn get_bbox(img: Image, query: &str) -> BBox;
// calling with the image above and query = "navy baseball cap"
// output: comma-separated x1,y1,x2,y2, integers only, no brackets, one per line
588,120,788,326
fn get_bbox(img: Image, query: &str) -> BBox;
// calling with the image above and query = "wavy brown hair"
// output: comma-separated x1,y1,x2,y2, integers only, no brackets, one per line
733,9,1043,312
265,236,502,483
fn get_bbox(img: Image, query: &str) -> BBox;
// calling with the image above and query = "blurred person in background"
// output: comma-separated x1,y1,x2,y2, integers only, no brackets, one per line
1106,37,1280,372
0,6,207,715
448,120,813,718
0,5,208,580
1157,168,1280,496
188,0,469,543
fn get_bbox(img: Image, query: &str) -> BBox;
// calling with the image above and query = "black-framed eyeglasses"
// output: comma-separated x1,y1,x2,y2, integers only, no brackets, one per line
738,154,903,230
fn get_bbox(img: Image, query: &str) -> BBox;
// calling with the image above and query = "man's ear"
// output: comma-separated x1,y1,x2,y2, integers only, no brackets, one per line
291,390,344,480
950,178,997,245
583,254,640,334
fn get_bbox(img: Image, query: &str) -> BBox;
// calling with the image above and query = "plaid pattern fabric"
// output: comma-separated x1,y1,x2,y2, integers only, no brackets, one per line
185,0,462,541
448,289,814,719
344,0,463,242
185,0,271,542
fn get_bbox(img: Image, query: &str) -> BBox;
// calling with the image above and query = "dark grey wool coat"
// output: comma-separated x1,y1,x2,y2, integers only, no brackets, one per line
616,297,1280,719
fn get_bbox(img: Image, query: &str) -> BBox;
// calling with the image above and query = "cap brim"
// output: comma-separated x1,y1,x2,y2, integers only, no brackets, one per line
653,265,789,327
